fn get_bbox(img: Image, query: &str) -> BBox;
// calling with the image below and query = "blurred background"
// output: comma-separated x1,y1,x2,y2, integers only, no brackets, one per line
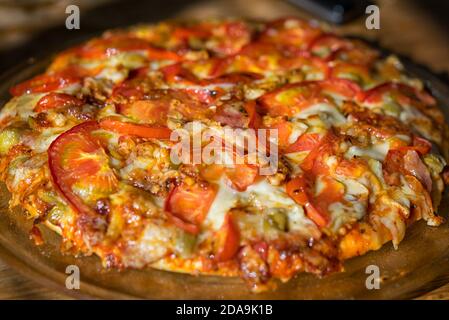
0,0,449,299
0,0,447,74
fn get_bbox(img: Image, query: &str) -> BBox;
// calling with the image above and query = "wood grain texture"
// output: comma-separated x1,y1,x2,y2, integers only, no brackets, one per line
0,0,448,299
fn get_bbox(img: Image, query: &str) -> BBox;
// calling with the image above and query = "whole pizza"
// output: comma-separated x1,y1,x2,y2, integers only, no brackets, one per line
0,17,448,292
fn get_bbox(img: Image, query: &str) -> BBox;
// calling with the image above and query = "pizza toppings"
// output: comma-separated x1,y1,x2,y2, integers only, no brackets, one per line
35,92,84,113
0,18,447,292
165,182,217,234
10,71,81,96
48,121,118,215
99,117,172,139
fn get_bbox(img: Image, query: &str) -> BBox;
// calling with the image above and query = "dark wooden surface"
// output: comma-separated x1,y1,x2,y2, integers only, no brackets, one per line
0,0,448,299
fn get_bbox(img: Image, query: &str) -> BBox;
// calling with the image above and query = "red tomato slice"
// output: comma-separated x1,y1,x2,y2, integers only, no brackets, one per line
309,34,353,59
319,78,362,99
34,92,84,112
79,35,180,61
210,21,251,56
212,42,282,75
165,182,217,234
200,164,225,182
225,164,259,191
284,133,322,154
166,212,200,235
361,82,436,106
118,99,169,125
215,213,240,262
99,118,172,139
263,118,293,149
258,82,321,117
243,100,262,129
286,176,329,227
281,54,330,79
48,121,118,215
259,79,360,117
330,62,371,85
300,131,338,175
260,17,322,49
10,72,81,96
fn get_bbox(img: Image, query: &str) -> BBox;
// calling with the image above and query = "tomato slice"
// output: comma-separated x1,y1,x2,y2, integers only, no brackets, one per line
225,164,259,191
258,82,321,117
34,92,84,113
10,72,81,96
260,17,322,49
309,34,353,59
319,78,362,99
330,62,371,86
361,82,436,106
284,133,322,154
243,100,262,129
209,21,251,56
286,176,328,227
280,54,330,79
48,121,118,214
99,117,172,139
215,213,240,262
200,164,225,182
118,99,169,125
165,182,217,234
79,35,180,61
263,118,293,149
286,175,342,228
300,131,337,175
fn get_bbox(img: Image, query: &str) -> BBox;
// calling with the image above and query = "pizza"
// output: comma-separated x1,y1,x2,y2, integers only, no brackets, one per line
0,17,448,292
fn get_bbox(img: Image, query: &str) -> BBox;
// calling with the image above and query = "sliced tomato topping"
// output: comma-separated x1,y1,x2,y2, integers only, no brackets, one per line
300,131,338,175
330,62,371,85
243,100,262,129
258,82,321,117
213,21,251,55
318,78,362,99
118,99,169,125
309,34,353,59
284,133,322,154
166,212,200,235
361,82,436,106
225,164,259,191
48,121,118,214
200,164,225,182
212,42,282,75
260,17,322,49
286,176,328,227
165,182,217,234
215,213,240,262
281,54,330,79
79,35,180,61
99,117,172,139
286,174,343,228
10,72,81,96
263,118,293,149
34,92,84,113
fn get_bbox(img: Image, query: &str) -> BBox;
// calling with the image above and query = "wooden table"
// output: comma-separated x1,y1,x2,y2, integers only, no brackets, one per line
1,0,448,299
